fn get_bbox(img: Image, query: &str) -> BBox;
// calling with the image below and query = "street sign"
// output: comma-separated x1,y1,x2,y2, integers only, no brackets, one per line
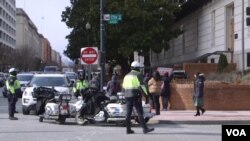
103,14,110,21
81,47,98,65
109,20,118,24
103,14,122,24
110,14,122,21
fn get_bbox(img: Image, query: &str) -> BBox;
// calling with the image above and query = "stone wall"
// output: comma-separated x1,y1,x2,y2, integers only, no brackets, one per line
169,82,250,110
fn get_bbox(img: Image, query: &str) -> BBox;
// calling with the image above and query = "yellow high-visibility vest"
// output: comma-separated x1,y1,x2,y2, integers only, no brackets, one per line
122,74,140,89
122,70,148,97
6,76,21,94
73,80,89,93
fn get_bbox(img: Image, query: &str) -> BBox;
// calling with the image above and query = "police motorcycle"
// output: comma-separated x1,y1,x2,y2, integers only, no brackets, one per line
74,87,154,125
33,87,76,124
101,92,153,125
74,87,109,125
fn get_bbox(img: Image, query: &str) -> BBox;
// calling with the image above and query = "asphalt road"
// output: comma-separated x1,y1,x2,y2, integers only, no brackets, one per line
0,87,221,141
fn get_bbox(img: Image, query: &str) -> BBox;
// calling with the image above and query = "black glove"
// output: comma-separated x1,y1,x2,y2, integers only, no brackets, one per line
15,88,22,97
74,91,80,98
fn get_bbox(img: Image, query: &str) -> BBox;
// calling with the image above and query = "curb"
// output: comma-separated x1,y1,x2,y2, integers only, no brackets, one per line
149,120,250,125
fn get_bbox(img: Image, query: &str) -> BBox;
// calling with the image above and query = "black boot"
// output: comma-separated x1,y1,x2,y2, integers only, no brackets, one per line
126,117,134,134
201,108,206,115
143,128,154,134
194,107,200,116
127,130,135,134
138,116,154,134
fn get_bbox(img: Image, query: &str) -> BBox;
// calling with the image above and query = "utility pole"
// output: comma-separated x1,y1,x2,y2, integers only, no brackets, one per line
242,0,245,75
100,0,105,91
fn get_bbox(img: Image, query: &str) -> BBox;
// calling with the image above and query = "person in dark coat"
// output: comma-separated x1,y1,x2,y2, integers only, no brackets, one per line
106,74,121,96
89,73,100,90
193,72,206,116
160,72,173,111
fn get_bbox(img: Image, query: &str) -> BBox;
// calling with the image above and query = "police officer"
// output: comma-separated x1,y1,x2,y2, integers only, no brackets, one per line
122,61,154,134
73,72,89,98
6,68,21,120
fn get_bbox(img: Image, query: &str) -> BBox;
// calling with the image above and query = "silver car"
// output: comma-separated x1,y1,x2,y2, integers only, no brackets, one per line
17,73,34,97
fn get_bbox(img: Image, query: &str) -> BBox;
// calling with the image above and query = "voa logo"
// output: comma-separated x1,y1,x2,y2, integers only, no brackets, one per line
226,129,246,136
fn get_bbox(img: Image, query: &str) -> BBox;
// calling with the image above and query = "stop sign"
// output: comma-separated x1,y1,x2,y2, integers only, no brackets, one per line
81,47,98,65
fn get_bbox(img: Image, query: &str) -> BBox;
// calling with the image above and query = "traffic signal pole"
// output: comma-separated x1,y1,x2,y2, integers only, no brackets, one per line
100,0,105,91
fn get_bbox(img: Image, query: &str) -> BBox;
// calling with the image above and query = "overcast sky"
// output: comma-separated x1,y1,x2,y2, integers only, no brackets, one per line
16,0,71,62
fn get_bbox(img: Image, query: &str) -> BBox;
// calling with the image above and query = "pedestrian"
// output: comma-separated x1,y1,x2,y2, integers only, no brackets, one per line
106,74,121,96
89,73,100,90
148,70,163,115
143,73,154,110
122,61,154,134
6,68,21,120
193,72,206,116
160,72,173,111
73,72,89,99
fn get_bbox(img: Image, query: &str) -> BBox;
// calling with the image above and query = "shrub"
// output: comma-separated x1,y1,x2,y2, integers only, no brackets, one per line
217,54,228,73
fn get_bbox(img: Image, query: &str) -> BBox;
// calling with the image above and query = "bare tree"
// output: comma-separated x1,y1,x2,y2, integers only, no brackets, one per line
0,45,14,72
14,45,37,71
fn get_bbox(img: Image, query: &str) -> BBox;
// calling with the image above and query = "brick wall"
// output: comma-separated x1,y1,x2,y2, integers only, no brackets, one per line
169,82,250,110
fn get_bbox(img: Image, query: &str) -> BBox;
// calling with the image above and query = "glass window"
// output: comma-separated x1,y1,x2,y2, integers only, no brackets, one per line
30,76,68,87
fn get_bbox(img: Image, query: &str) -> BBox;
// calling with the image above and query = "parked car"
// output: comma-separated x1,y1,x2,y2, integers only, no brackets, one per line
17,72,34,97
44,66,60,72
0,72,6,87
173,70,188,79
1,72,9,97
22,73,73,115
64,71,77,83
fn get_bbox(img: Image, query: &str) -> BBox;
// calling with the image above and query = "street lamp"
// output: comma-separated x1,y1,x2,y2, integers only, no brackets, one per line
85,22,92,82
85,22,91,46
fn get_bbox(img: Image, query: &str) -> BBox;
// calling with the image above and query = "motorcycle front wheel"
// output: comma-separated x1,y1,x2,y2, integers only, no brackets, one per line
75,111,87,125
39,116,44,122
57,116,66,124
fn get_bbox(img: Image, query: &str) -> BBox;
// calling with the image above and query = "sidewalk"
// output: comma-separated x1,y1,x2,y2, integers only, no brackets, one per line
149,110,250,124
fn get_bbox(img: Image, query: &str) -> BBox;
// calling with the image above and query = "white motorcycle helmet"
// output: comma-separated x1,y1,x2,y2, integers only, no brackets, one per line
131,61,143,70
9,68,17,76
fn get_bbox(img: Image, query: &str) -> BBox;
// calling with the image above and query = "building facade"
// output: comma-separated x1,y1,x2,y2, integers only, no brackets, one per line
0,0,16,48
51,49,61,66
42,37,52,65
0,0,16,71
16,8,41,58
150,0,250,72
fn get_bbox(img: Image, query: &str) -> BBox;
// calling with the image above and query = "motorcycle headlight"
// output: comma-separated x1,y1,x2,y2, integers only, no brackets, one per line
23,91,32,97
61,94,72,101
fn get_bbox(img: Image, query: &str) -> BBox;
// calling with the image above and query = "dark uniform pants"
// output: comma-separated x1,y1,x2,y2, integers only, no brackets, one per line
8,94,17,117
125,97,147,131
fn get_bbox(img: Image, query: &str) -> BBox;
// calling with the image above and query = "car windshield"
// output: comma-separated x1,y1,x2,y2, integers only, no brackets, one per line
30,76,68,87
65,73,77,80
17,74,34,81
